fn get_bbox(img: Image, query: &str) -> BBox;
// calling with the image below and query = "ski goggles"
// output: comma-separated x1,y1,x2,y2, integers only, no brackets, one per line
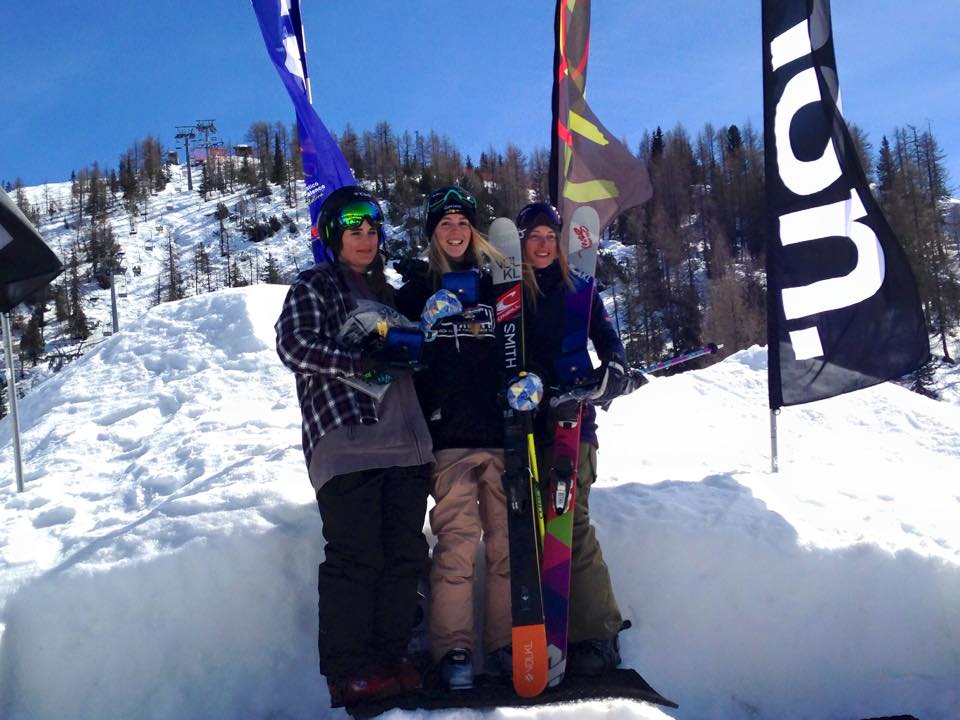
426,186,477,213
335,199,384,230
516,202,562,232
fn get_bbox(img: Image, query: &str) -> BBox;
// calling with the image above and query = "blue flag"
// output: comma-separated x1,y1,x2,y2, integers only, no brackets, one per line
251,0,355,262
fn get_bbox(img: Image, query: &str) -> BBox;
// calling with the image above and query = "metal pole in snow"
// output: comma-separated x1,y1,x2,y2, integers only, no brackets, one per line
1,313,25,492
770,408,779,473
110,270,119,333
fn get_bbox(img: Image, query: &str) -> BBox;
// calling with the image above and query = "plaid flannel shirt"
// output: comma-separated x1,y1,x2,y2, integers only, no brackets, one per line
275,263,378,466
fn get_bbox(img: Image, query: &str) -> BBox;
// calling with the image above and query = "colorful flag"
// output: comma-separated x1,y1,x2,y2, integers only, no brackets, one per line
0,188,63,313
251,0,355,261
762,0,928,407
550,0,652,233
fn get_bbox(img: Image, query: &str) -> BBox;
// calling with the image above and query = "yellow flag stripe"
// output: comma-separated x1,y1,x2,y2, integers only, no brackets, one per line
563,179,620,203
568,110,609,146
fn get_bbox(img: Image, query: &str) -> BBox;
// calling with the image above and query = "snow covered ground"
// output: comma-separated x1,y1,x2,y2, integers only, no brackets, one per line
1,284,958,719
10,170,319,394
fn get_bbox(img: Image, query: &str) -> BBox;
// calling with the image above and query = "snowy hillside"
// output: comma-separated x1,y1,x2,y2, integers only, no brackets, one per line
1,286,958,720
8,170,337,395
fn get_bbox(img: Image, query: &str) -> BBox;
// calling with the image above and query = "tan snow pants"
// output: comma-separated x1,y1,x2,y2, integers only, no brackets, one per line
428,448,511,660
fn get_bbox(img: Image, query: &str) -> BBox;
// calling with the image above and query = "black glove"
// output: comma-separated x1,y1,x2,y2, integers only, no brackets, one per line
548,398,581,426
368,326,424,368
590,357,631,406
396,257,428,283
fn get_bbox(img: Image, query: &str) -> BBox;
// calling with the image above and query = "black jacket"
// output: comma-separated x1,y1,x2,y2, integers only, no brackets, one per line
396,261,504,451
524,261,625,447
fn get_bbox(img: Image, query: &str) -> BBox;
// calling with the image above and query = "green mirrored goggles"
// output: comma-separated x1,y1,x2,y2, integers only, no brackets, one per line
336,199,384,229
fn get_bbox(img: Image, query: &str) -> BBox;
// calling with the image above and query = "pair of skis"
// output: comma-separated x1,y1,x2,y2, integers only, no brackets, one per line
490,213,719,698
489,208,601,698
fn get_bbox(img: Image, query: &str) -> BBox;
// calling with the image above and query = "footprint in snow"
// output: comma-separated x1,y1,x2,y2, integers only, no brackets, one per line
32,506,77,528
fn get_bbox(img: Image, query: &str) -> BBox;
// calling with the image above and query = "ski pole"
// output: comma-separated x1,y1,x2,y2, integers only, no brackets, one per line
639,342,721,374
549,342,722,406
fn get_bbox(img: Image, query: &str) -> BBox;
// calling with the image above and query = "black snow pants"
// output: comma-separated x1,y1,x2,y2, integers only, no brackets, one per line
314,463,431,678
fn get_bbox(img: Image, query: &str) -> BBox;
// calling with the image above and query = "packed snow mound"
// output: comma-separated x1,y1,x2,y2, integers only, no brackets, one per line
1,287,959,720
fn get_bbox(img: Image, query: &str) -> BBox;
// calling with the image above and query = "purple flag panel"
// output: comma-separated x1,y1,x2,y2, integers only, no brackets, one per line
762,0,928,408
0,189,63,313
549,0,652,233
251,0,355,261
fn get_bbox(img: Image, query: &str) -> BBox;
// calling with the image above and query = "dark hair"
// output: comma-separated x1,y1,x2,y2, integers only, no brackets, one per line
318,186,393,303
317,185,385,255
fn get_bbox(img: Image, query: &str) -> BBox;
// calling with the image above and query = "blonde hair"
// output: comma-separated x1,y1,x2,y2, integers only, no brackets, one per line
428,224,506,279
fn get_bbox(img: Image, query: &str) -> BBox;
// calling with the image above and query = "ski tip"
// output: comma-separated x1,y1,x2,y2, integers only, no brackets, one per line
489,216,519,237
511,625,548,698
569,205,600,228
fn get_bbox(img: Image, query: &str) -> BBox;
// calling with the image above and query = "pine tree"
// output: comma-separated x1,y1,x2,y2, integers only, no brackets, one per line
229,260,248,288
193,243,213,294
650,127,665,159
261,253,285,284
270,129,288,186
239,156,257,188
20,303,46,366
164,238,186,302
53,284,69,322
247,121,273,181
67,249,90,340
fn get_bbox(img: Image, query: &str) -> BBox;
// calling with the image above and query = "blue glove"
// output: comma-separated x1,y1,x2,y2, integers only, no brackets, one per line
506,372,543,412
420,289,463,339
374,326,424,366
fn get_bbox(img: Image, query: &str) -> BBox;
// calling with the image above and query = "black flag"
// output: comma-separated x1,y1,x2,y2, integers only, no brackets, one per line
0,188,63,313
762,0,928,408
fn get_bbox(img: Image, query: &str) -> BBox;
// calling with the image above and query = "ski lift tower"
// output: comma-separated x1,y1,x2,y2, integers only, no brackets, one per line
195,120,218,152
194,120,221,202
175,126,197,191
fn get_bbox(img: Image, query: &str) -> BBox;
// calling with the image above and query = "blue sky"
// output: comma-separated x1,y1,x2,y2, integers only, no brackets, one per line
2,1,958,192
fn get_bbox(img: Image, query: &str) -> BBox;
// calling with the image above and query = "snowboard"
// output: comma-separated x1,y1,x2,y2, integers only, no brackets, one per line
342,667,678,719
541,205,601,688
488,217,548,698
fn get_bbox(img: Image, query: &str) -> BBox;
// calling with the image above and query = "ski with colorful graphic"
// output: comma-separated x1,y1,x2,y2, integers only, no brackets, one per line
488,217,549,698
541,205,601,688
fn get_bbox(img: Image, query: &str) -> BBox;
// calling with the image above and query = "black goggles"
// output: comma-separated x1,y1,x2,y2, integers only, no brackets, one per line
426,186,477,213
516,202,562,231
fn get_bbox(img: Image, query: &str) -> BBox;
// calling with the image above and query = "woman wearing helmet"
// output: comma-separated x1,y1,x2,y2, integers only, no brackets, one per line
516,201,631,678
395,185,513,690
275,186,433,706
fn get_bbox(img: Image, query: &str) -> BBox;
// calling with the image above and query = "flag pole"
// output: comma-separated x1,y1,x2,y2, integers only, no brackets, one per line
770,408,779,473
1,312,25,492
